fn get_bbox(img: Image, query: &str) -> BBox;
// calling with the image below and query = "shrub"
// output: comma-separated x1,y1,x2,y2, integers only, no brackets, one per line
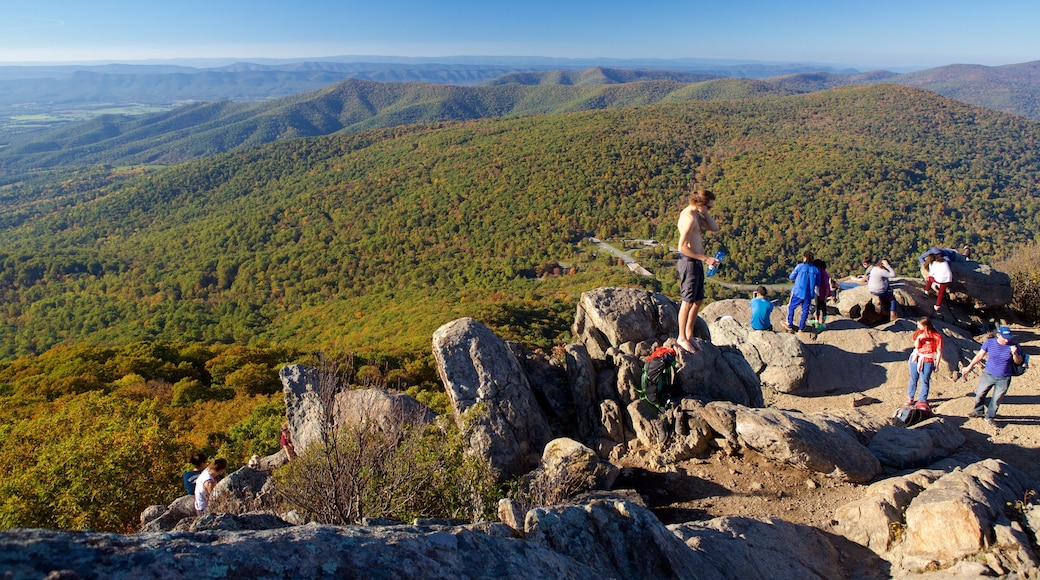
272,356,498,524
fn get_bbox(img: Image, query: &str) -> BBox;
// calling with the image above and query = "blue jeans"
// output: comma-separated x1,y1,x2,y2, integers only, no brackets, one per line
787,296,812,329
908,360,934,402
973,371,1012,419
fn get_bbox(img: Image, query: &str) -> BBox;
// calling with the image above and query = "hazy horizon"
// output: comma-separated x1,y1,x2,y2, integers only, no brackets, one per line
3,0,1038,71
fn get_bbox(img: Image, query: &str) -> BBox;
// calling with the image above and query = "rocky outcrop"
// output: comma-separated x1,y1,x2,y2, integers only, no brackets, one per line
433,317,553,480
705,313,807,394
537,437,619,492
947,260,1014,310
280,365,436,454
570,287,688,359
701,402,881,483
833,456,1040,577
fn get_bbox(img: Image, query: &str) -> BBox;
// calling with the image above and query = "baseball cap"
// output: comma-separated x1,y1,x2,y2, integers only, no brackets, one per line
997,326,1013,339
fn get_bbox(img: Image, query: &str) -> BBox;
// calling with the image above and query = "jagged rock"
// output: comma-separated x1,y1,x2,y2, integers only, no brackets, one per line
279,364,436,454
701,402,881,483
571,287,686,360
627,400,668,449
672,342,764,407
139,505,165,526
902,458,1036,561
539,437,619,492
211,465,275,513
670,516,850,580
564,343,600,447
498,498,527,533
4,500,820,580
433,317,553,480
947,260,1014,310
138,495,197,532
596,399,628,459
172,512,293,533
707,314,807,394
832,457,971,554
660,399,714,462
509,342,573,433
524,499,719,579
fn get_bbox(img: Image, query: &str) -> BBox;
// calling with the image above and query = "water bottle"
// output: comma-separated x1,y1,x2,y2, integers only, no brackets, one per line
706,250,725,277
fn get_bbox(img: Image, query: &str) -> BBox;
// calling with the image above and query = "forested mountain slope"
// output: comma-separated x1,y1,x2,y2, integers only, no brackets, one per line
0,84,1037,361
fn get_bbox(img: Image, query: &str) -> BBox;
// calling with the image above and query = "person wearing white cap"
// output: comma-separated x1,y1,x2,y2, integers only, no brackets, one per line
959,325,1024,429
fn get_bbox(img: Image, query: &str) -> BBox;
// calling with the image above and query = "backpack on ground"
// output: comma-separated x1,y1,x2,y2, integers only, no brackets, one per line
638,346,678,411
893,402,933,427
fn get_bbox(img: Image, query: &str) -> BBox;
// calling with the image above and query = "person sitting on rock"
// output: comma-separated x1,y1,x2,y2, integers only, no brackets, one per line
749,286,774,331
280,422,297,461
182,452,207,496
194,458,227,514
863,257,897,322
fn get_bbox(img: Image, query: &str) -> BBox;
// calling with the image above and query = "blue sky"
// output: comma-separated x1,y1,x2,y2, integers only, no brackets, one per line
2,0,1038,69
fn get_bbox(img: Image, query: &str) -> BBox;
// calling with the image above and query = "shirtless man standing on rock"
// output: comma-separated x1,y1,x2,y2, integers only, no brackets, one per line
676,188,720,354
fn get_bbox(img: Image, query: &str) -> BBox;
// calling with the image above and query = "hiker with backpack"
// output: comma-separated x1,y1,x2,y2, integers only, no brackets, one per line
959,326,1025,429
907,317,943,406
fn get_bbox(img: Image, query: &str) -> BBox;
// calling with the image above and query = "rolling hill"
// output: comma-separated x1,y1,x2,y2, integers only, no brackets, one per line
0,84,1038,361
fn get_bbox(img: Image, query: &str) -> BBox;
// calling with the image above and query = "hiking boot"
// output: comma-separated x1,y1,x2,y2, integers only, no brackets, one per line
985,417,1000,429
967,410,982,418
786,325,796,333
905,397,914,407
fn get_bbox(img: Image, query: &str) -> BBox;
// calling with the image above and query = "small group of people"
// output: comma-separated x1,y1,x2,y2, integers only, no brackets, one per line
674,186,1026,430
785,252,836,333
183,453,228,514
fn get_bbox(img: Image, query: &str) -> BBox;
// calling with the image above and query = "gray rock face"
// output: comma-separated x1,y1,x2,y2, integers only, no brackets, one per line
834,457,1039,576
670,516,850,580
138,494,197,532
571,287,681,359
433,317,553,480
947,260,1014,310
707,313,807,394
539,437,619,492
702,402,881,483
279,365,436,454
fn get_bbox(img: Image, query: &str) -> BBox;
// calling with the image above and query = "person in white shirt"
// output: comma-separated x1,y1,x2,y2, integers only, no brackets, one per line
194,458,227,514
925,254,953,313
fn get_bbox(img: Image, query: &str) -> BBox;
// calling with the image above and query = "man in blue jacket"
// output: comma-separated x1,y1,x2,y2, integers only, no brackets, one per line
787,251,820,333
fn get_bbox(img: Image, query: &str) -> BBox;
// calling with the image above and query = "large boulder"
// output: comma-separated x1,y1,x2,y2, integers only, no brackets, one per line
832,455,974,554
670,516,852,580
279,365,436,454
538,437,620,492
433,317,553,480
699,402,881,483
947,260,1014,310
509,342,573,434
706,314,807,394
834,456,1040,576
571,287,694,359
139,495,197,532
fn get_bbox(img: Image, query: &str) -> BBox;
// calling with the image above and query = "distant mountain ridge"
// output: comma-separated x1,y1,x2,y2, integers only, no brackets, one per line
0,76,794,173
